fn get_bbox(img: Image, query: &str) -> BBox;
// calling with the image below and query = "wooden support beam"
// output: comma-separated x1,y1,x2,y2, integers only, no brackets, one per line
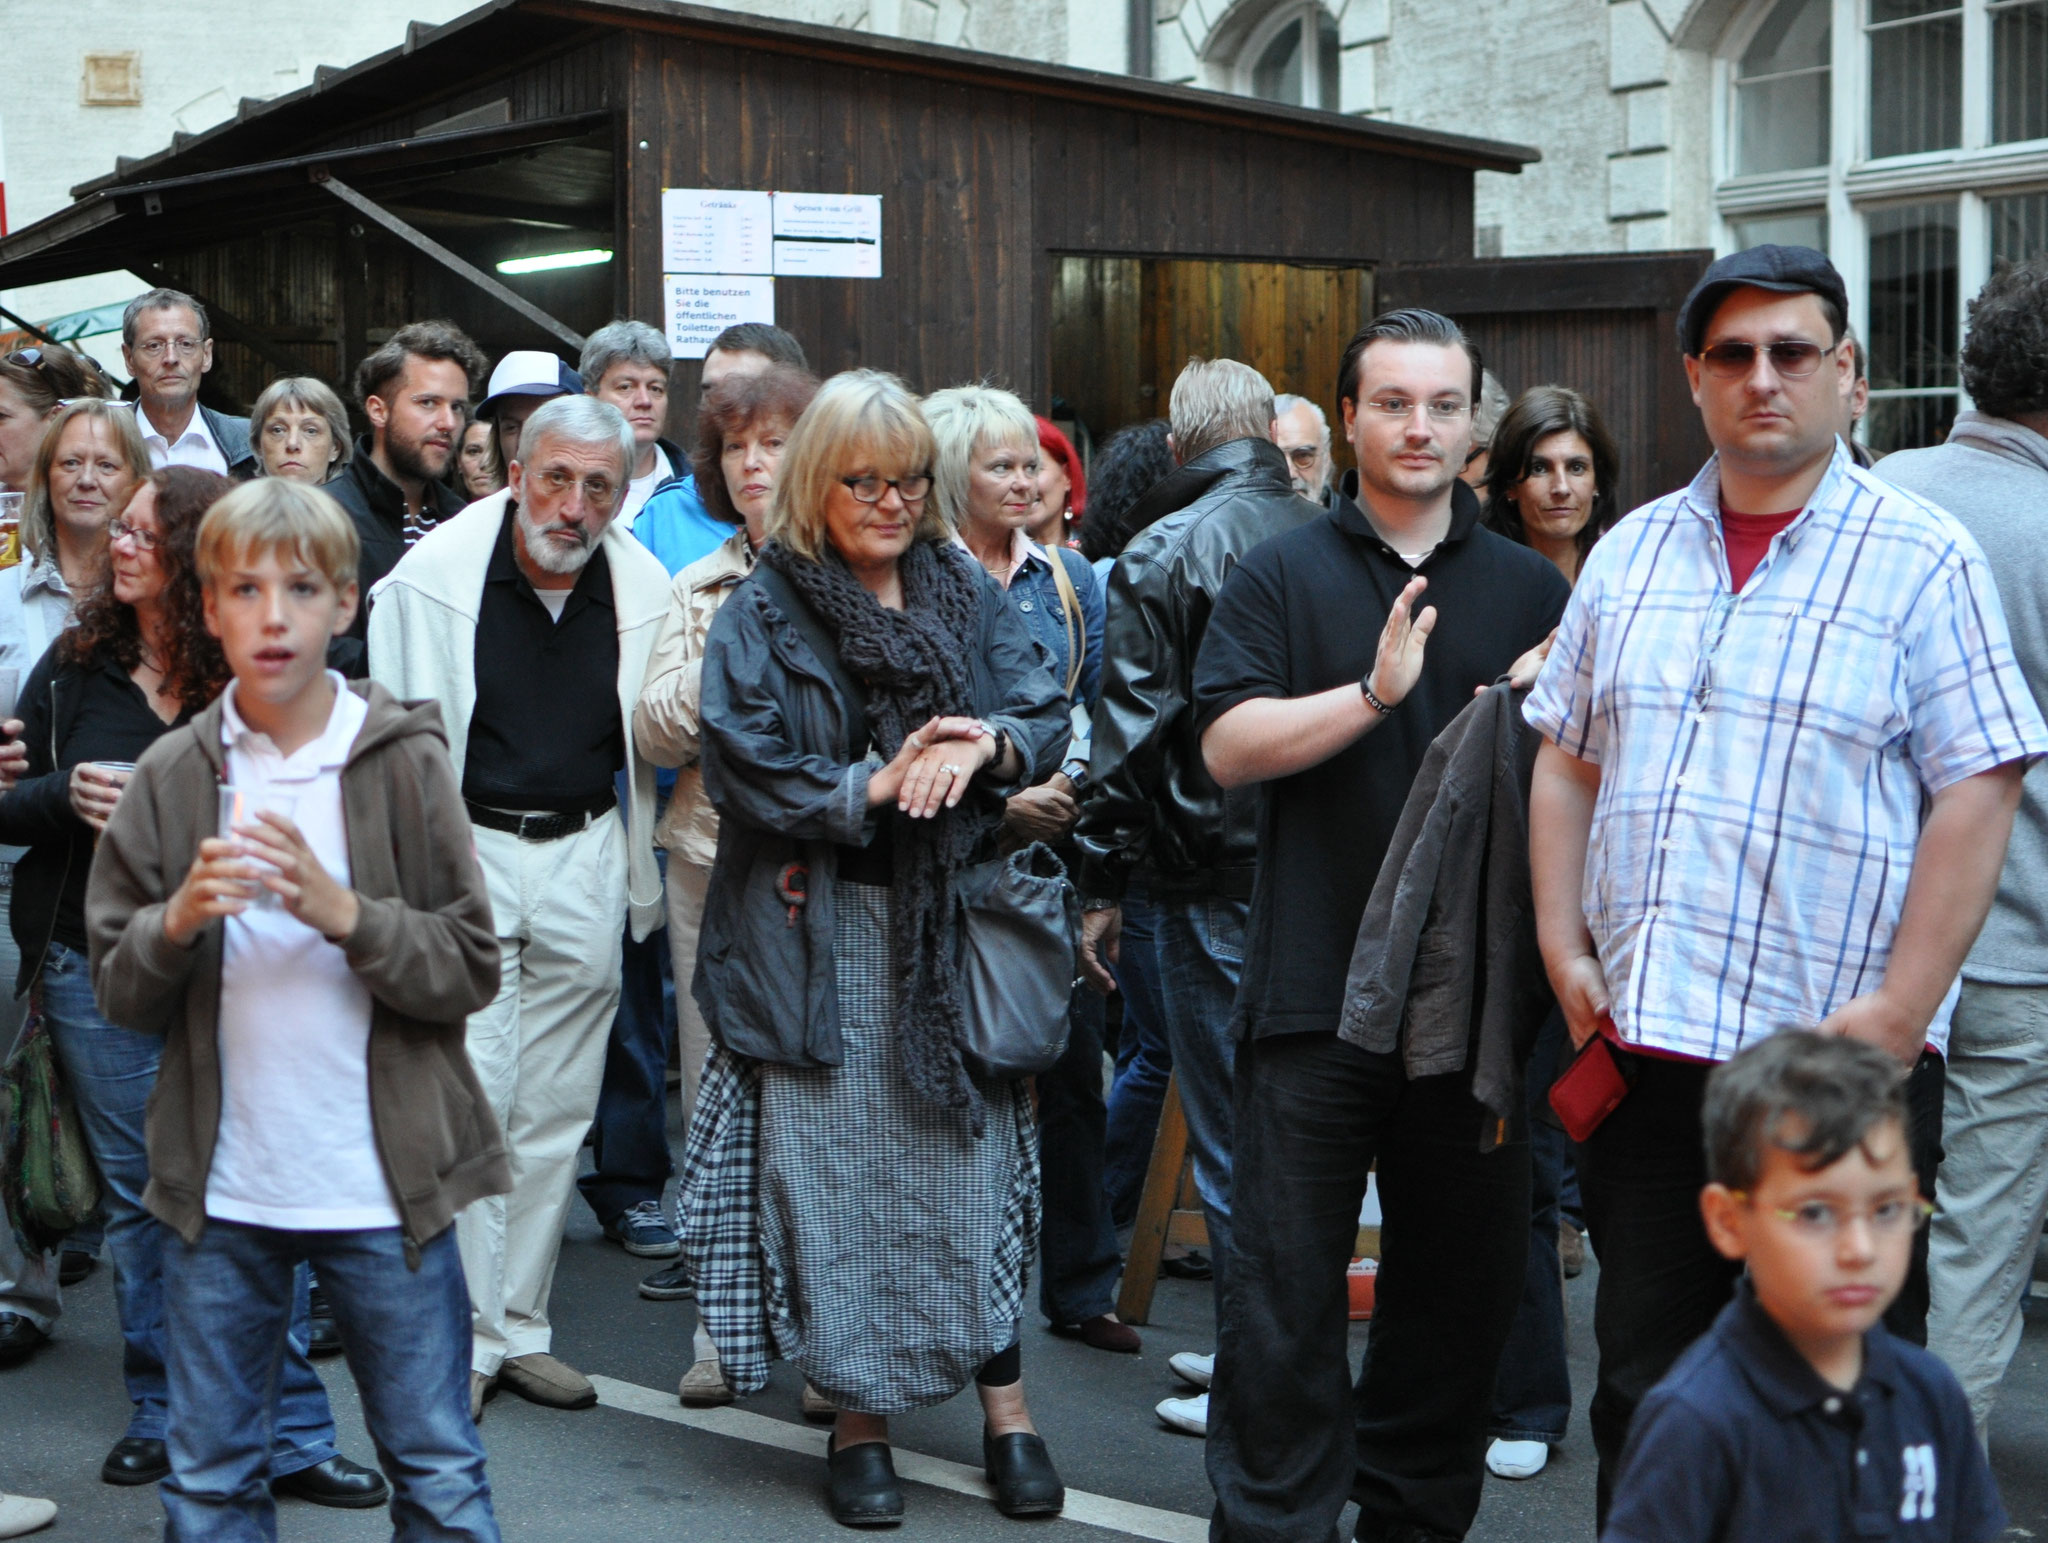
0,304,60,346
312,168,586,352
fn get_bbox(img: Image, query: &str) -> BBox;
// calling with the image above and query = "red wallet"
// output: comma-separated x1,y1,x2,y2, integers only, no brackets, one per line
1548,1028,1633,1143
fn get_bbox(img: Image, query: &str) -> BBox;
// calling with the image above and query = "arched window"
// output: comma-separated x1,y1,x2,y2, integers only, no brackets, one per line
1733,0,1830,174
1238,3,1342,111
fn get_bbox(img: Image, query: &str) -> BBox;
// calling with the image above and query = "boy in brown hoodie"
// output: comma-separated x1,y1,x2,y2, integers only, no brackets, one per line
86,478,510,1541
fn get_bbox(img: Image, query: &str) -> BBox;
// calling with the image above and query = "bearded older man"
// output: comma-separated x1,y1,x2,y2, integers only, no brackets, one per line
368,395,670,1419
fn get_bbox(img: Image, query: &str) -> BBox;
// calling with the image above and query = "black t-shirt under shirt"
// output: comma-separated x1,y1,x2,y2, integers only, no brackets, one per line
54,665,187,951
463,504,624,812
1191,484,1569,1041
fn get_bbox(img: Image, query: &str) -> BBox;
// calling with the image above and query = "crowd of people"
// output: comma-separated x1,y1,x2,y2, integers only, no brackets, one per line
0,239,2042,1543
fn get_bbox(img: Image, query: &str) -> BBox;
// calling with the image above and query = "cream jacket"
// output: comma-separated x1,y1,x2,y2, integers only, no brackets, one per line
366,489,671,941
634,527,753,868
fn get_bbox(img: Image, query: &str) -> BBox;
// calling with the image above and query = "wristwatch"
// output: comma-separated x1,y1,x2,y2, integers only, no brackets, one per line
1081,897,1119,913
1059,758,1090,791
976,719,1012,768
1360,674,1396,715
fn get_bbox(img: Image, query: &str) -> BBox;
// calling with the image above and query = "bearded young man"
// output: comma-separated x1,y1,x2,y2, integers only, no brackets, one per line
327,322,487,636
367,394,670,1423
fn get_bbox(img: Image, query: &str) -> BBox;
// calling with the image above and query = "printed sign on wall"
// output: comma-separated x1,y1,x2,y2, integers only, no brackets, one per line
664,275,776,360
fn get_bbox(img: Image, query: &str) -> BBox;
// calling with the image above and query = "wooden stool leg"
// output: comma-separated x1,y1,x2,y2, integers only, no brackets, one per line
1117,1072,1190,1326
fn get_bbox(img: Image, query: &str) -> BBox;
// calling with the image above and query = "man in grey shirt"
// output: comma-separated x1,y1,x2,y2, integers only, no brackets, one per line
1880,255,2048,1444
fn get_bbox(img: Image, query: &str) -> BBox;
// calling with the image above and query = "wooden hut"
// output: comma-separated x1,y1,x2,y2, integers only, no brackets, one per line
0,0,1712,508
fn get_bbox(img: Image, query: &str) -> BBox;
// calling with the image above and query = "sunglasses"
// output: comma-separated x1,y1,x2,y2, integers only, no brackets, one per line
3,348,49,374
1696,340,1837,379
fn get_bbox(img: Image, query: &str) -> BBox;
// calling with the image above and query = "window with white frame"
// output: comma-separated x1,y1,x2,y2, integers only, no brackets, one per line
1237,2,1342,111
1719,0,2048,453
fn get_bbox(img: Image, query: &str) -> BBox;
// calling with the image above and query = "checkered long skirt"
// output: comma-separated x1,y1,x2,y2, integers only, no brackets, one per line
675,880,1038,1413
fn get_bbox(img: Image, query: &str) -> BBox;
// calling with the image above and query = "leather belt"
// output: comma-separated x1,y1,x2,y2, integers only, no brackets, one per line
464,795,614,843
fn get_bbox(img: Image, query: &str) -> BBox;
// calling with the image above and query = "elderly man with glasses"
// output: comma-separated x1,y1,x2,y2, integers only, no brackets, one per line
117,288,256,480
1272,393,1334,504
368,395,671,1422
1524,245,2048,1527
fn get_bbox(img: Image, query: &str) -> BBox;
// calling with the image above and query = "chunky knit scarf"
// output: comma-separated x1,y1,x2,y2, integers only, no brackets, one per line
761,538,995,1132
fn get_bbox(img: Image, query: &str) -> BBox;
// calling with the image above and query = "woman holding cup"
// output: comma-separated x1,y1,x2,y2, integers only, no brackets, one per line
0,466,383,1499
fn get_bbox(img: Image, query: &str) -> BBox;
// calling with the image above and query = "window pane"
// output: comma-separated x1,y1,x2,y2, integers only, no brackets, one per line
1990,191,2048,263
1871,0,1955,20
1317,10,1340,110
1253,19,1305,106
1736,0,1831,173
1732,212,1830,251
1867,202,1959,396
1870,14,1963,156
1993,1,2048,144
1865,395,1958,454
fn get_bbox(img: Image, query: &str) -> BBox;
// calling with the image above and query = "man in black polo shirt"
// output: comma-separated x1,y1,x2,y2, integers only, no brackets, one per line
1194,309,1569,1543
368,395,671,1421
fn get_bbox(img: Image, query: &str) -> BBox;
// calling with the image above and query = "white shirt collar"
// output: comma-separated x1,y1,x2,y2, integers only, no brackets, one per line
951,525,1041,589
220,671,365,775
135,400,217,454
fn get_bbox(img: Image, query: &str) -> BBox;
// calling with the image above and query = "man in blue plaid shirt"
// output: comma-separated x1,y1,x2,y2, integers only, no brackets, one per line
1524,245,2048,1525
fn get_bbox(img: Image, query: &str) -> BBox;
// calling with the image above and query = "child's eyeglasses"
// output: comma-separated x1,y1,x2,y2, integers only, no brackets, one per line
1731,1193,1934,1237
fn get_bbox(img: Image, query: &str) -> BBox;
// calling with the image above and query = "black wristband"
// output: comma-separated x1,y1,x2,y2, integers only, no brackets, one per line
1361,676,1395,715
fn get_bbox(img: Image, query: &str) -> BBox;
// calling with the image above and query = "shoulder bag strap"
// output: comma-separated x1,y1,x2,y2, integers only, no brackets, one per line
1043,544,1084,701
752,565,871,763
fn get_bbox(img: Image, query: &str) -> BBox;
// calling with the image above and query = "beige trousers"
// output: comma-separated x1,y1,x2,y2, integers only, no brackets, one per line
663,858,714,1135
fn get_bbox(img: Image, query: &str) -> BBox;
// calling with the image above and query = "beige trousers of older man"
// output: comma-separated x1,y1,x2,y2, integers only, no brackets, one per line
458,814,627,1377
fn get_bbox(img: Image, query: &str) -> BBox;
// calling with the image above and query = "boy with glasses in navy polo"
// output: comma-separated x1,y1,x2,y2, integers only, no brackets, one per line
1603,1032,2003,1542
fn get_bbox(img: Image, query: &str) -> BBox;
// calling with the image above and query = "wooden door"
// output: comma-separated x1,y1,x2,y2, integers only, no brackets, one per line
1049,255,1372,457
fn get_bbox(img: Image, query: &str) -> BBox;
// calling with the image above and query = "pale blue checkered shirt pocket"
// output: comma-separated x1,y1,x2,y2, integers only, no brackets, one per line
1525,448,2048,1062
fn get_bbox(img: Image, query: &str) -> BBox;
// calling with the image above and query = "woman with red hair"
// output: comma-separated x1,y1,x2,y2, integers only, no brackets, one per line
1027,418,1086,547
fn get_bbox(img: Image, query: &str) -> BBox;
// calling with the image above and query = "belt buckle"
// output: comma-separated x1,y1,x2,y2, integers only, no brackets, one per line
517,811,550,842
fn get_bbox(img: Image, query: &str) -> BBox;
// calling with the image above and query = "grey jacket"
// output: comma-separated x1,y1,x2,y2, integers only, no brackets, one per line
1337,683,1552,1147
203,405,258,480
1879,412,2048,985
692,549,1069,1067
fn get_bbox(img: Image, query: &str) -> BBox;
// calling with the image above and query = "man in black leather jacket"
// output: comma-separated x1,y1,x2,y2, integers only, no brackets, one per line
1072,360,1322,1434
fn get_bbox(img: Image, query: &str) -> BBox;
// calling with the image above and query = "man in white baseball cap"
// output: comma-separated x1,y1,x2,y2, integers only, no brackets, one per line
479,351,584,469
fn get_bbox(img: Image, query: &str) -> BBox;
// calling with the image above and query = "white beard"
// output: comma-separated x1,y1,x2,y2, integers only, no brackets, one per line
516,502,600,575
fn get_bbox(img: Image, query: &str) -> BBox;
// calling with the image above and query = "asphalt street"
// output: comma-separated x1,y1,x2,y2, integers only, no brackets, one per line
11,1171,2048,1540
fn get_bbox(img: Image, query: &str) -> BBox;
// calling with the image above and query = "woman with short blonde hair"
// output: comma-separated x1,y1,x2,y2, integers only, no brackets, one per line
681,367,1072,1527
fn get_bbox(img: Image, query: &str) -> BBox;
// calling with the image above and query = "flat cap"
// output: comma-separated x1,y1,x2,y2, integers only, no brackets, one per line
1678,245,1849,355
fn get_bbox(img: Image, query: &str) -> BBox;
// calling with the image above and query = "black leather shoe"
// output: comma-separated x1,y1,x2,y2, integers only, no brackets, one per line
58,1248,97,1287
306,1280,344,1358
273,1455,390,1510
983,1427,1064,1517
826,1437,904,1527
101,1436,170,1486
0,1313,48,1368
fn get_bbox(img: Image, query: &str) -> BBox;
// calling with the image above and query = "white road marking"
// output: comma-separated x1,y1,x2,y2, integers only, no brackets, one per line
591,1375,1209,1543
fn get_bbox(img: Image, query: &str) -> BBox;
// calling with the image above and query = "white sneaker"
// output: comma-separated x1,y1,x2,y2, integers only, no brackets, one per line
1486,1438,1549,1479
1156,1391,1208,1436
0,1493,56,1539
1168,1351,1214,1389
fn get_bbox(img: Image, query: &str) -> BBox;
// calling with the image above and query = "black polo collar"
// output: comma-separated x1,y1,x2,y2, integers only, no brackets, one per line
1327,474,1484,566
1722,1275,1901,1421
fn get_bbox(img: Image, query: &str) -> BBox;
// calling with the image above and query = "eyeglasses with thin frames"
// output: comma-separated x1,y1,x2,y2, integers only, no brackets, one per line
1728,1191,1935,1238
131,338,204,361
1360,396,1470,423
108,518,158,552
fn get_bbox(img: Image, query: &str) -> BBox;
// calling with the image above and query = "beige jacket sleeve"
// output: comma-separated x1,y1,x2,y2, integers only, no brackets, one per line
633,569,708,770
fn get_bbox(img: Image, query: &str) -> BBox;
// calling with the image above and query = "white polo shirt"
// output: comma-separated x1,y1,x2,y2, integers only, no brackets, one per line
133,401,230,475
204,674,398,1231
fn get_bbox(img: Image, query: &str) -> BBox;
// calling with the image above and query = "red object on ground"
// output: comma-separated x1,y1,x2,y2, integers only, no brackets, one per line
1348,1257,1377,1321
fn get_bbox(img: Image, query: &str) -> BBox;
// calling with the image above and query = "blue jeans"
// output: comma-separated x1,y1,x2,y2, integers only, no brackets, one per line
41,941,336,1470
1153,893,1245,1309
577,913,676,1224
162,1222,498,1542
1038,986,1122,1324
1102,885,1172,1228
1490,1008,1572,1444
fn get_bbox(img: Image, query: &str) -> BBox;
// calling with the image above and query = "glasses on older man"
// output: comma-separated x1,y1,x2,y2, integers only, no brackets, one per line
131,338,204,361
530,468,617,506
840,473,932,505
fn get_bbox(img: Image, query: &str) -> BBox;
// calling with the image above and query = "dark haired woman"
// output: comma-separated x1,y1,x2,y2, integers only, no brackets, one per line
1476,384,1619,1484
1076,419,1174,575
0,467,383,1505
1482,385,1620,585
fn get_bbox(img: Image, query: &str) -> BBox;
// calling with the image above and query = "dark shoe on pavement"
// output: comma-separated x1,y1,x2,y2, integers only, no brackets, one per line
0,1314,48,1369
1160,1250,1212,1281
499,1352,597,1409
273,1455,389,1509
306,1280,344,1358
983,1428,1065,1517
470,1371,498,1424
826,1437,904,1527
1559,1223,1588,1279
57,1249,95,1288
1051,1314,1142,1354
604,1200,681,1259
100,1437,169,1486
638,1259,696,1301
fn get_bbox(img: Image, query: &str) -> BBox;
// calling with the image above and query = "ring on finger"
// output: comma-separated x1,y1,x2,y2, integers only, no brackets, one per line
942,763,963,777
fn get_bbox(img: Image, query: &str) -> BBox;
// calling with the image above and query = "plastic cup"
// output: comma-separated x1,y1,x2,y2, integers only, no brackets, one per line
218,786,300,909
0,492,20,570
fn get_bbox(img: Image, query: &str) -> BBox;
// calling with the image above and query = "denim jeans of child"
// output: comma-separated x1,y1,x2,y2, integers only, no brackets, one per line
162,1220,498,1542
